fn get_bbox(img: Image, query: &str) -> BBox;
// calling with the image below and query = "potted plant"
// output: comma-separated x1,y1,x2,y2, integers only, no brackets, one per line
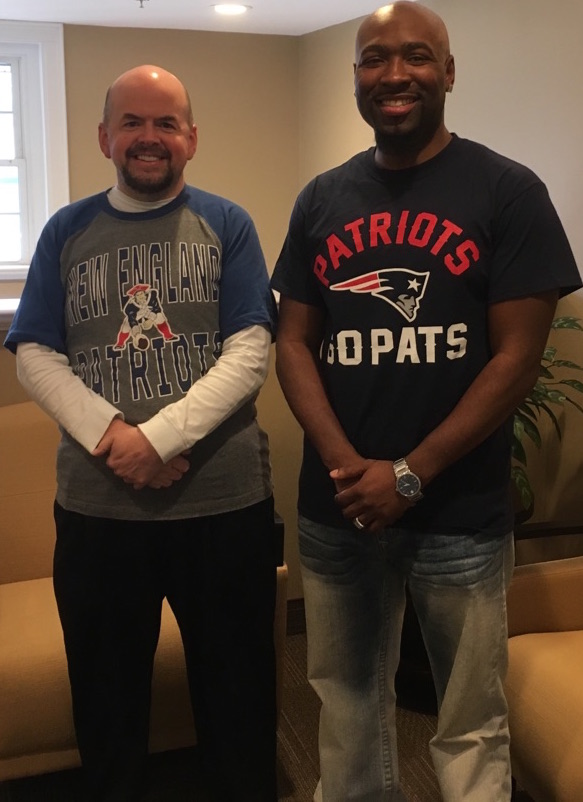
512,315,583,520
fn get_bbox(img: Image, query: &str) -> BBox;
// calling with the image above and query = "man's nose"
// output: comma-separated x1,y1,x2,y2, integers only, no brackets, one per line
379,56,410,84
137,121,160,141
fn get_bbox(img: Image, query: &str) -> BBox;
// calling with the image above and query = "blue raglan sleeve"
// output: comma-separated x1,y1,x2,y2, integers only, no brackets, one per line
215,202,277,341
4,214,68,355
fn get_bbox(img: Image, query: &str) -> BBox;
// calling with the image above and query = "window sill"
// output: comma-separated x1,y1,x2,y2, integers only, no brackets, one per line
0,298,19,331
0,265,29,281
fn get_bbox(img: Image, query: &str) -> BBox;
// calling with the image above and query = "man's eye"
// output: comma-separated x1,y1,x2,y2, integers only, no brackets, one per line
408,53,430,64
360,57,384,68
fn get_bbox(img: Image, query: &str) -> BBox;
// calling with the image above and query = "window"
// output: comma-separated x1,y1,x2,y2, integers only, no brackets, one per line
0,22,69,280
0,60,26,264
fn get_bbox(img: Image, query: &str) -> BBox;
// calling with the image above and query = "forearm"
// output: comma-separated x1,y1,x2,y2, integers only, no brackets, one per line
16,342,121,451
139,325,271,462
408,351,539,486
275,338,361,471
408,292,558,487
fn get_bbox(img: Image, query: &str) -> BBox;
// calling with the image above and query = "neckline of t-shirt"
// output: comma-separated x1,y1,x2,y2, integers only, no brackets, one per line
364,133,460,182
98,186,189,219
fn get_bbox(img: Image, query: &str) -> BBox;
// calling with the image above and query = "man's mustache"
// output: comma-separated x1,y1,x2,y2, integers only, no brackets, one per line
126,145,170,158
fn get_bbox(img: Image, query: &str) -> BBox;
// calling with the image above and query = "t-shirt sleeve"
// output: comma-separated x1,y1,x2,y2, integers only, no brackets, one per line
270,192,326,308
216,204,277,341
488,180,581,304
4,216,68,354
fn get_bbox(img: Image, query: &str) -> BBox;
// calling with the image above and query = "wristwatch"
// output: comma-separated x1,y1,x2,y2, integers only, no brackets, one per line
393,458,423,503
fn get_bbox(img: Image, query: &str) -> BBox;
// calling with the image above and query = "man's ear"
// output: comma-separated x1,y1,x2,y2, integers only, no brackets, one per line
187,125,198,161
98,122,112,159
445,54,455,93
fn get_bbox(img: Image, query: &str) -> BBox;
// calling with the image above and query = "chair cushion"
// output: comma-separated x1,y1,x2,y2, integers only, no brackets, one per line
506,630,583,802
0,577,78,778
0,577,196,780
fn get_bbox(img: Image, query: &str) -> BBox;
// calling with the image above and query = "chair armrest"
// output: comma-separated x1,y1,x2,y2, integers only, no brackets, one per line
507,555,583,638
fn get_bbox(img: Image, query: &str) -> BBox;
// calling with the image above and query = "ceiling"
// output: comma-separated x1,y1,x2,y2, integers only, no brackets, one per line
0,0,375,37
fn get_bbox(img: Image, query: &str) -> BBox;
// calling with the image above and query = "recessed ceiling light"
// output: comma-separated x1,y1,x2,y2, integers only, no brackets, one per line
213,4,251,15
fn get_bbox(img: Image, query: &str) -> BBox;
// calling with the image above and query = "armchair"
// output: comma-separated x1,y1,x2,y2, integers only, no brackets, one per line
505,532,583,802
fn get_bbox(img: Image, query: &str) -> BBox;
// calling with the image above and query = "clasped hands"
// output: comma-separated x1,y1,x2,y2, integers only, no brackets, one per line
331,458,411,533
92,418,189,491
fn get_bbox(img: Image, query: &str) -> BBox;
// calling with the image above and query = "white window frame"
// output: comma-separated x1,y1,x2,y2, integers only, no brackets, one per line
0,21,69,281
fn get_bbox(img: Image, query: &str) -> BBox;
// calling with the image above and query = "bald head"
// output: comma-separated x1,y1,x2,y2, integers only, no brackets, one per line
102,65,193,127
356,2,451,63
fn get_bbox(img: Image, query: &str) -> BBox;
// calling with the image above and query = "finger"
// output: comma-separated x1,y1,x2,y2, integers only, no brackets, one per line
330,465,366,481
334,487,360,510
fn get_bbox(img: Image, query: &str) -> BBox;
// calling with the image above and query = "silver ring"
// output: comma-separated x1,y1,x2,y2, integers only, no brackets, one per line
353,516,365,530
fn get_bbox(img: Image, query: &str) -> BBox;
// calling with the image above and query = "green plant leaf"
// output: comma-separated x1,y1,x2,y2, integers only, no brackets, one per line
565,396,583,415
548,391,568,404
539,364,555,379
551,316,583,330
516,402,538,421
551,360,583,371
558,379,583,393
542,346,557,363
513,416,524,439
511,436,528,465
521,416,542,447
511,465,534,511
538,402,563,439
529,382,550,404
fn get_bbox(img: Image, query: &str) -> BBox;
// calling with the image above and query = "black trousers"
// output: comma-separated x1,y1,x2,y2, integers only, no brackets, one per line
53,497,278,802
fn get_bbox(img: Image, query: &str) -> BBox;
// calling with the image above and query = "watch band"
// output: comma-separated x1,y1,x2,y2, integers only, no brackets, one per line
393,458,423,503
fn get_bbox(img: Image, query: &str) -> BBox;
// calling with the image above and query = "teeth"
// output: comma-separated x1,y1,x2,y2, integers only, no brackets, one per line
381,98,413,107
135,154,162,161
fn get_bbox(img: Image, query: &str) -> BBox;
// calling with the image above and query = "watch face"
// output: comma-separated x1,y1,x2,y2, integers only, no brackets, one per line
397,473,421,498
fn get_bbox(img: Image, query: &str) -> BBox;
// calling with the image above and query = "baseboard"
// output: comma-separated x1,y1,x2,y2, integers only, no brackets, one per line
286,598,306,635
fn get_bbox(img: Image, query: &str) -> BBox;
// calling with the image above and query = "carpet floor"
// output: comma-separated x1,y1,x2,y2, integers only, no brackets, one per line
0,631,534,801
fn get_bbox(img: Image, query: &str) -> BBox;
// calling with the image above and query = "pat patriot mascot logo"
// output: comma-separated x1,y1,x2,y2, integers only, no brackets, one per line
113,283,179,351
331,268,430,322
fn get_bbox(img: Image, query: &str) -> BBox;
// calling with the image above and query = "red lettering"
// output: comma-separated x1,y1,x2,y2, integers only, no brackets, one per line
344,218,366,253
444,240,480,275
313,254,329,287
396,210,409,244
327,234,353,269
430,219,463,255
408,213,438,247
370,213,391,247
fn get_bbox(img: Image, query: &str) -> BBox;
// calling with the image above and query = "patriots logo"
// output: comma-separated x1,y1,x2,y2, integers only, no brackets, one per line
330,268,430,322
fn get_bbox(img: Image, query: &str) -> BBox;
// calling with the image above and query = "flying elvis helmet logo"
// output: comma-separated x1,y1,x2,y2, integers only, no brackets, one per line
331,268,430,322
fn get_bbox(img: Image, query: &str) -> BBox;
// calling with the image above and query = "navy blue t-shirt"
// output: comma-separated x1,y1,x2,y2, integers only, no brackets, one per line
271,135,581,534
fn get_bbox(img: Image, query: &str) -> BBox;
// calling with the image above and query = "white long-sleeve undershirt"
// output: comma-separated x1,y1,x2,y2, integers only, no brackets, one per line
16,324,271,461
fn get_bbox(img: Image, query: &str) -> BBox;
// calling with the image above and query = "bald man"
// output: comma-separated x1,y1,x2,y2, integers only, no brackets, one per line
271,3,581,801
5,66,278,801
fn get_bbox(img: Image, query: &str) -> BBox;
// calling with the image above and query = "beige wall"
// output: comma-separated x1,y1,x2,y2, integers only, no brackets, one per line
2,1,583,595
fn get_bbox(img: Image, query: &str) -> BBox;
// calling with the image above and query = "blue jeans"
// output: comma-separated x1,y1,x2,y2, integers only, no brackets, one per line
299,515,514,802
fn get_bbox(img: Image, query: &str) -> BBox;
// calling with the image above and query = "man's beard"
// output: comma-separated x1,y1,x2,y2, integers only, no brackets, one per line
121,163,176,196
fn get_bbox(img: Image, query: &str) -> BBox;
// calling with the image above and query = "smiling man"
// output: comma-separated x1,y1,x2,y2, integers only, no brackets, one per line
271,3,581,801
5,65,278,802
99,67,197,199
355,2,453,167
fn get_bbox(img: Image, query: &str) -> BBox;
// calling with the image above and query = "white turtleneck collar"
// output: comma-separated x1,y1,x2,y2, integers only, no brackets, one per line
107,185,177,213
